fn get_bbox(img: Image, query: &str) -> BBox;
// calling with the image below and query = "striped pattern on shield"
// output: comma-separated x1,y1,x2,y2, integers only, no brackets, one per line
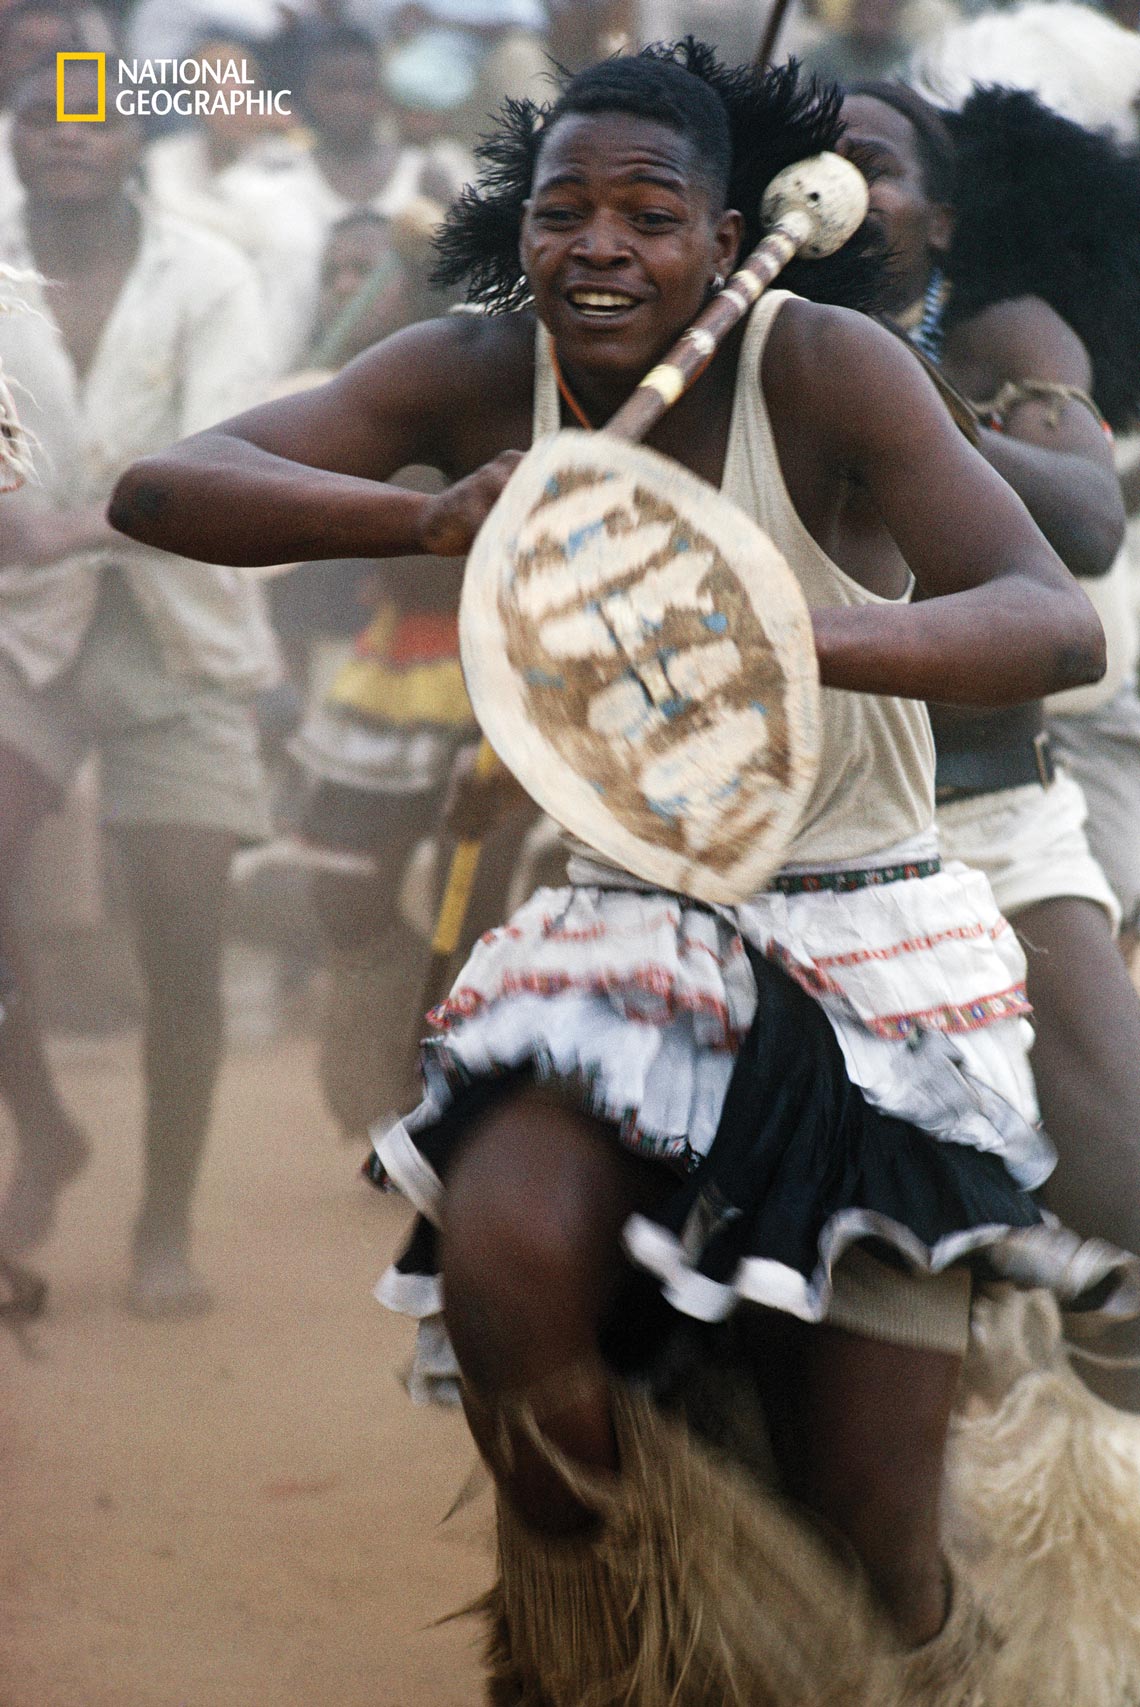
460,430,821,905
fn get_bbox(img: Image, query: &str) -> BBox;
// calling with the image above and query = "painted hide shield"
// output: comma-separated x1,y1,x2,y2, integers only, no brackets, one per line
460,430,821,905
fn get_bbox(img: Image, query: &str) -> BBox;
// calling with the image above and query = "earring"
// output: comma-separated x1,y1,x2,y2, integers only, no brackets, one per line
712,273,726,292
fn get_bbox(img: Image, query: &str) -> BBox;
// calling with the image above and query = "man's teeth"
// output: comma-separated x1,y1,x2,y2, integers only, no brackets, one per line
568,290,638,313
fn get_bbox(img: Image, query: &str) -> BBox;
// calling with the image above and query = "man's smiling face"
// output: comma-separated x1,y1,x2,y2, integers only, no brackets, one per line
520,110,741,390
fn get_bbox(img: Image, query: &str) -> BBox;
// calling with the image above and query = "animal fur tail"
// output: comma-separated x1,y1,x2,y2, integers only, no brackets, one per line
946,1288,1140,1705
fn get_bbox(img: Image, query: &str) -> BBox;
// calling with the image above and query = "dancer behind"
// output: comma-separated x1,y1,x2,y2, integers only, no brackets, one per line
840,83,1140,1405
270,215,524,1143
111,45,1124,1698
0,59,278,1316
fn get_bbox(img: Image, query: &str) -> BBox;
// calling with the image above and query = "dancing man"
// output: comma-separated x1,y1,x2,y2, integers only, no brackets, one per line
111,45,1133,1703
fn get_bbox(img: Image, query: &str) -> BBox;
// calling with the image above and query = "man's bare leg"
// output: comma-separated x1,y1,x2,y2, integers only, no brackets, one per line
441,1089,959,1644
0,741,90,1256
441,1091,647,1535
114,821,236,1318
1017,895,1140,1407
770,1321,960,1645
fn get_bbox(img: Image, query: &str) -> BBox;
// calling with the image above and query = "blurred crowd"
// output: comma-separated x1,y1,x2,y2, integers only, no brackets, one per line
1,0,1140,1317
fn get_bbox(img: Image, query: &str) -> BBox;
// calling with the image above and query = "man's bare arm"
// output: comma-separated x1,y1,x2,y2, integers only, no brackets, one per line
980,431,1122,579
790,306,1105,704
963,298,1123,578
108,317,522,567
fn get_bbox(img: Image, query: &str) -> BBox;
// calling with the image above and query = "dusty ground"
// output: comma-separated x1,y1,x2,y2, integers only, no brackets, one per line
0,1027,489,1707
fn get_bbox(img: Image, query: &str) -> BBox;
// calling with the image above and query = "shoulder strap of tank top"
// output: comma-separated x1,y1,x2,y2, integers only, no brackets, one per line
728,289,796,453
719,288,796,501
738,286,795,375
533,321,560,441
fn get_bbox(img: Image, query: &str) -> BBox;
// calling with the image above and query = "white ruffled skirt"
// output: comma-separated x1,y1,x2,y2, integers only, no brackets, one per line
373,841,1140,1399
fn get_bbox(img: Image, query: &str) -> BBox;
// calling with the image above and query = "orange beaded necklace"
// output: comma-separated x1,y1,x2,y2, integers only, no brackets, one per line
548,342,598,432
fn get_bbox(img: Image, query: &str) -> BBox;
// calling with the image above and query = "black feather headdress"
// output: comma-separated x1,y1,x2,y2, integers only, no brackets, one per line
431,41,890,318
944,87,1140,430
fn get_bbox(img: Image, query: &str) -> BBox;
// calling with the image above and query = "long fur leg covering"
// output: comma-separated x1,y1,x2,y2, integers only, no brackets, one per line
946,1288,1140,1705
473,1286,1140,1703
484,1382,892,1707
874,1576,1002,1707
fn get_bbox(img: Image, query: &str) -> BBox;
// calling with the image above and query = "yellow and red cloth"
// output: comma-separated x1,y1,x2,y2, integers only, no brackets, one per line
326,602,473,730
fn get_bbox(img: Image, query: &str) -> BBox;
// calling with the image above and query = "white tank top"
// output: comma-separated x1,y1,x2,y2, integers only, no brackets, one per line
532,289,936,866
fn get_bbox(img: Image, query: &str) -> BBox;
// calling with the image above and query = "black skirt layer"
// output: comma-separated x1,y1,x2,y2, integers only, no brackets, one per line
373,951,1139,1340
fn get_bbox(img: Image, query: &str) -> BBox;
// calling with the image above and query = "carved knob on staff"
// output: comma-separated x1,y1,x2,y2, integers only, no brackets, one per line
760,151,869,258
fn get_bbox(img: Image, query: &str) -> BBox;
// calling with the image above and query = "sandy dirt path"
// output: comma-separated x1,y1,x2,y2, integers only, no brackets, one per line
0,1030,488,1707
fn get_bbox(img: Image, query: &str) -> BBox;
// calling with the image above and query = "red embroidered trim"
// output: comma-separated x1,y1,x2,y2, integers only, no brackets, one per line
861,986,1033,1040
807,920,1000,972
428,966,742,1041
767,943,1031,1038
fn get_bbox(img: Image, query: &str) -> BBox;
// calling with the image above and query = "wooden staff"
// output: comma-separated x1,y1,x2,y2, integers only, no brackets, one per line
755,0,796,68
417,738,501,1020
418,151,869,1016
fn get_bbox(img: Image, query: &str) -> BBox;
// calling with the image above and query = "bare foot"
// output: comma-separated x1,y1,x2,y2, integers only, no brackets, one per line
0,1119,90,1255
0,1255,47,1318
126,1243,214,1321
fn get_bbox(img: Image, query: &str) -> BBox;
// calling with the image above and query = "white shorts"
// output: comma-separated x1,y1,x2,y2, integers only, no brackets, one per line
937,771,1120,934
1049,683,1140,933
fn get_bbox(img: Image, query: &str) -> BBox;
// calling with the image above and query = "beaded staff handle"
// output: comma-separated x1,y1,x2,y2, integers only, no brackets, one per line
605,151,868,444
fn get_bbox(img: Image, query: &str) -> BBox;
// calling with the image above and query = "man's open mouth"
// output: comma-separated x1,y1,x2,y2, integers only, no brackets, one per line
565,288,642,319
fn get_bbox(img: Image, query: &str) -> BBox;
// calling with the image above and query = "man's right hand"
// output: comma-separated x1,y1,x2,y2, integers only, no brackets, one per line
417,451,524,557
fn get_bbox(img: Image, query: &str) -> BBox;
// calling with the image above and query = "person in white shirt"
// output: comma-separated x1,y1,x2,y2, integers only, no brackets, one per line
0,58,279,1318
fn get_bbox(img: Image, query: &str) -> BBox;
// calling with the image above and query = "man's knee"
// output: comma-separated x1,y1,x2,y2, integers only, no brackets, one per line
440,1096,627,1379
443,1135,593,1308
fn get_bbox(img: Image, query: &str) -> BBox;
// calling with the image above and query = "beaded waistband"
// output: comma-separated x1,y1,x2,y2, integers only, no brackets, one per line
768,856,942,895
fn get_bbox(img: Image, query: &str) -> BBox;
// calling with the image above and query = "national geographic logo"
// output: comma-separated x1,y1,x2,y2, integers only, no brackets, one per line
56,53,105,123
56,54,292,122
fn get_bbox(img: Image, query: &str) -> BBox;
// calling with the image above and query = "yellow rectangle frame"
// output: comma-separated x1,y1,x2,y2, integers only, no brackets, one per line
56,52,106,123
